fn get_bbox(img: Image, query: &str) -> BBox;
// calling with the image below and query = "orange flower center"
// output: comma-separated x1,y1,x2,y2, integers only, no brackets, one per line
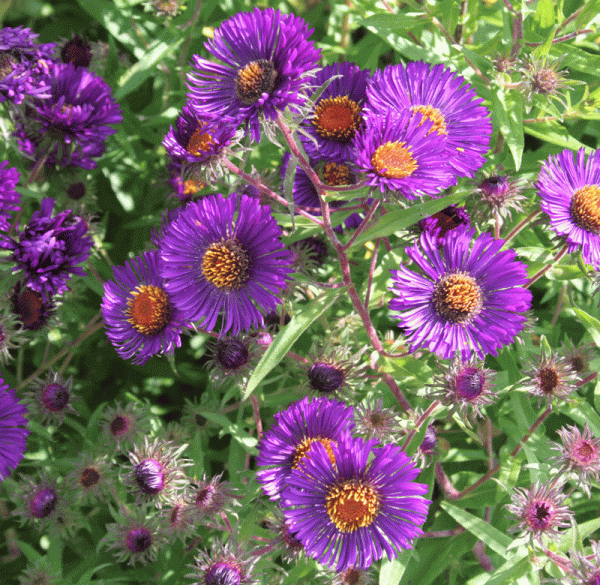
371,141,417,179
322,161,353,186
312,96,362,142
235,59,277,105
570,185,600,235
292,437,336,469
201,239,250,290
126,284,172,336
187,127,214,156
410,104,448,135
433,273,482,323
325,480,381,532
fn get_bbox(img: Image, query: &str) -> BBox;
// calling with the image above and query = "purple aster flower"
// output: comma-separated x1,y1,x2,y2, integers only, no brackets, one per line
536,148,600,266
158,193,295,335
367,61,491,178
187,7,321,142
101,250,187,365
2,198,93,300
162,104,236,167
14,62,122,169
256,396,355,501
418,205,470,244
389,228,532,361
0,26,55,104
352,110,455,199
301,62,371,162
0,376,29,480
0,160,20,232
281,436,430,571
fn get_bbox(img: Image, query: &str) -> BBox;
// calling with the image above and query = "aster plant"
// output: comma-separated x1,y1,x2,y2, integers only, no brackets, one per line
0,376,29,480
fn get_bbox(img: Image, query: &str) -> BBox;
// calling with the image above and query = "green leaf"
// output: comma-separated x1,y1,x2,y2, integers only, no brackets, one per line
573,306,600,349
440,501,512,559
349,191,465,249
484,555,531,585
115,33,184,100
550,44,600,78
379,550,412,585
360,13,426,35
492,87,524,170
524,121,591,153
534,0,555,31
243,286,348,399
567,401,600,437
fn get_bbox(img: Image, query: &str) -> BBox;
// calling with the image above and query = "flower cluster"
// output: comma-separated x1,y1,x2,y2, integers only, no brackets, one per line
257,397,430,571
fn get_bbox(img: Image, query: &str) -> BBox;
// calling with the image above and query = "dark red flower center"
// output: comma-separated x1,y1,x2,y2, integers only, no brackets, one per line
326,479,381,532
60,35,92,67
539,366,559,394
126,284,172,337
110,414,131,436
526,500,554,530
313,95,362,142
80,467,101,488
235,59,277,105
67,181,86,200
371,141,417,179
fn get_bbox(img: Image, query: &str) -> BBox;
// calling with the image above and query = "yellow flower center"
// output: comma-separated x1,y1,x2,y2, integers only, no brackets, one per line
410,104,448,135
292,437,336,469
433,273,482,323
322,161,353,186
201,239,250,290
325,480,381,532
312,96,362,142
371,141,417,179
187,127,214,156
570,185,600,235
235,59,277,105
126,285,172,336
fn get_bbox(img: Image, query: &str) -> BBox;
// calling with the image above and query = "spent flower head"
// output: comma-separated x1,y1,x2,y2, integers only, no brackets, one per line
523,348,579,407
100,401,152,450
190,540,257,585
354,399,402,442
551,424,600,497
506,481,573,544
25,370,76,427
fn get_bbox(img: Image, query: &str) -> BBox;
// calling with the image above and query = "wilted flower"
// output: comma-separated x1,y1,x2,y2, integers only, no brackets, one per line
205,336,257,388
561,339,595,377
0,309,27,364
100,401,151,449
354,399,401,442
523,348,579,407
100,509,166,566
188,473,238,521
475,173,526,220
418,205,470,244
551,424,600,497
520,55,571,104
2,198,93,300
562,540,600,585
66,453,112,504
190,541,256,585
10,281,56,331
506,481,573,543
14,62,122,169
59,34,92,67
427,358,497,419
0,160,20,232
